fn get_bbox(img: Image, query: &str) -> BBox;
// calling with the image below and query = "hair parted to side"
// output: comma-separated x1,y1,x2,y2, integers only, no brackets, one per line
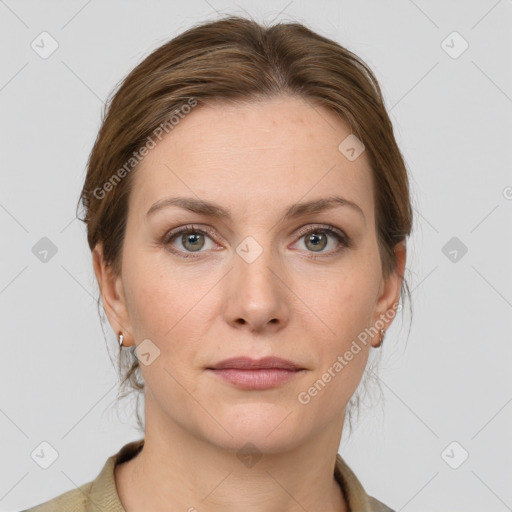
77,15,414,435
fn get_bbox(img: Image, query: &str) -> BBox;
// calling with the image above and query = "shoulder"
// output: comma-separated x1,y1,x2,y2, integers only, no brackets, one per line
22,438,144,512
368,494,396,512
334,452,395,512
21,480,93,511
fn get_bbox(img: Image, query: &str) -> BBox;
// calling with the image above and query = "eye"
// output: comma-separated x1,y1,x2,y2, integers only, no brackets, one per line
163,224,220,259
293,224,351,259
162,223,351,260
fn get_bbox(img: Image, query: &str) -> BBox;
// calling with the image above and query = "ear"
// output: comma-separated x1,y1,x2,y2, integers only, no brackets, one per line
371,240,407,347
92,243,134,347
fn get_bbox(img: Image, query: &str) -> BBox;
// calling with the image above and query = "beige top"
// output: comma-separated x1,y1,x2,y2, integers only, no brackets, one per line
23,438,395,512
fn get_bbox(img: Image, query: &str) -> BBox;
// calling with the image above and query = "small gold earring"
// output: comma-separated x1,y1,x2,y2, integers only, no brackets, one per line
118,333,124,347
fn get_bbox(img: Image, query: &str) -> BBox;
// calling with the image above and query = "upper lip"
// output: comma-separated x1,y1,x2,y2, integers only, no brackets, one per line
207,357,304,371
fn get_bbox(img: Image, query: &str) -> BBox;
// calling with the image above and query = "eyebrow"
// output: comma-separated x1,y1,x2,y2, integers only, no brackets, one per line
146,195,365,224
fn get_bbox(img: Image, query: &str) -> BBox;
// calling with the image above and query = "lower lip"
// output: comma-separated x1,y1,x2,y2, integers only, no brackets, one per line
208,368,304,390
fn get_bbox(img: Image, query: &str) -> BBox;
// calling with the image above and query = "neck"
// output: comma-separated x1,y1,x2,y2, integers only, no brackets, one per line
115,400,348,512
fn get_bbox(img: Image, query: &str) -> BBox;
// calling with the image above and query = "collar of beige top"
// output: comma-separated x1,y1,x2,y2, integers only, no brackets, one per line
88,438,383,511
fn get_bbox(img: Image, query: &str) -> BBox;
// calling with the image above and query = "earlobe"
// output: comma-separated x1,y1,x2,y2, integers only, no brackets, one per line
371,241,407,347
92,244,133,346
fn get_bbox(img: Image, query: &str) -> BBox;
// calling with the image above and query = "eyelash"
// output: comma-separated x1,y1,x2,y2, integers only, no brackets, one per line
162,223,351,260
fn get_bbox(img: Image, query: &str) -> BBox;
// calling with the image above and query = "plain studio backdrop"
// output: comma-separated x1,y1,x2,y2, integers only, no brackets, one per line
1,1,511,511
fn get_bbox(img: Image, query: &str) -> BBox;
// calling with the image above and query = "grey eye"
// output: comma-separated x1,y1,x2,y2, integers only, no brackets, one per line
304,232,328,252
180,232,206,252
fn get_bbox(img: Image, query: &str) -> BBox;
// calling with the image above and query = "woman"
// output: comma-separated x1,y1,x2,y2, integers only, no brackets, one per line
25,14,411,512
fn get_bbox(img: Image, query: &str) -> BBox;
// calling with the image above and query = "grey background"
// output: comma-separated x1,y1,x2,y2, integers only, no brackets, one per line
1,0,511,510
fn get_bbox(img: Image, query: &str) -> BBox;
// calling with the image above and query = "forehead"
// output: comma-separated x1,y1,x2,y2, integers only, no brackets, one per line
130,95,374,223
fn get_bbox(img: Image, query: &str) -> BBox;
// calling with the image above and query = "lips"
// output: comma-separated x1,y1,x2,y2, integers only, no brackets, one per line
207,356,303,371
206,357,305,390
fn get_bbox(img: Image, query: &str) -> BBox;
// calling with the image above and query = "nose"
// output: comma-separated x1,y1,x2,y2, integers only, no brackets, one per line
222,244,290,333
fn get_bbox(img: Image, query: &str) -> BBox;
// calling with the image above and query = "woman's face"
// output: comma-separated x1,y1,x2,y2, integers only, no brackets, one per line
95,95,404,452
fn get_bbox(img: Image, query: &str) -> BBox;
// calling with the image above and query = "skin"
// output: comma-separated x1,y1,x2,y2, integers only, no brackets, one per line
93,94,406,512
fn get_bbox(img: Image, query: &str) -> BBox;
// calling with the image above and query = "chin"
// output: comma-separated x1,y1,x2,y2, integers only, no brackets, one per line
198,406,308,455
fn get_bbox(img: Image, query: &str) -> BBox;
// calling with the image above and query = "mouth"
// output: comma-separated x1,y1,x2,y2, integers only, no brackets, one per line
206,356,304,371
206,357,306,390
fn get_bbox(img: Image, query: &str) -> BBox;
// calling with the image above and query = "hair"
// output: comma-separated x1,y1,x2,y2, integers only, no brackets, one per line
77,15,414,436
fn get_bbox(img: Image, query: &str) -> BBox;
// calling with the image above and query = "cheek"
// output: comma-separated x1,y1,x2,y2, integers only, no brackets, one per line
123,254,213,365
122,253,181,344
124,268,202,391
297,256,379,389
298,281,374,414
314,288,373,385
299,262,378,343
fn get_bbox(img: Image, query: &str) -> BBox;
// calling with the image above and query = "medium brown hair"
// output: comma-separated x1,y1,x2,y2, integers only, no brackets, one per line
78,15,413,434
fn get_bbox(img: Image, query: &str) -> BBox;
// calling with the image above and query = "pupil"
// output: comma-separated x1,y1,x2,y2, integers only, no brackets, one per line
183,233,204,251
307,233,326,251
